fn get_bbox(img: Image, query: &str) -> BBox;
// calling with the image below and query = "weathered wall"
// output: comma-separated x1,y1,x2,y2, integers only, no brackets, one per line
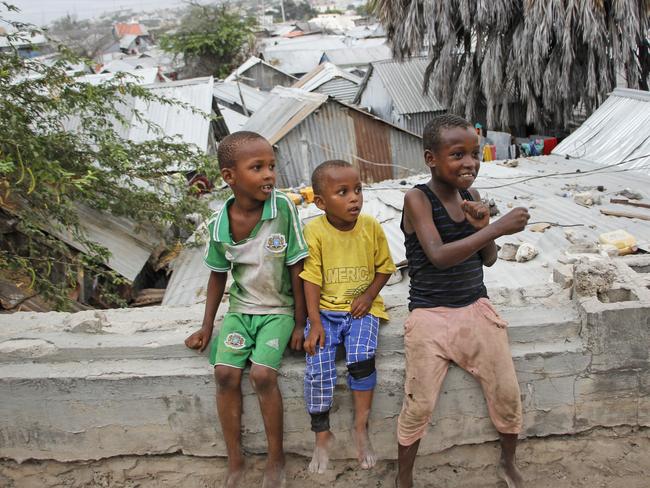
0,256,649,463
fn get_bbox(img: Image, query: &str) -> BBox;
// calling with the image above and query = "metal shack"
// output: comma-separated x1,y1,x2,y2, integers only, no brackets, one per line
241,86,423,187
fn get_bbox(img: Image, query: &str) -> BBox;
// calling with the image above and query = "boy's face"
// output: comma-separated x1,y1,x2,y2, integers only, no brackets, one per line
314,166,363,230
425,126,480,190
221,138,276,203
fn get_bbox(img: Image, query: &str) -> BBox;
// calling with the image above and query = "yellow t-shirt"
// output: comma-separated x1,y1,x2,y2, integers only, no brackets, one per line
300,213,397,319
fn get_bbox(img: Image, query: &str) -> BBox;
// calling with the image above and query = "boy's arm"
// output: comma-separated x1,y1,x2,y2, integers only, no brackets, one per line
466,188,497,266
185,270,227,352
403,188,529,270
289,260,306,351
303,280,325,356
350,272,392,319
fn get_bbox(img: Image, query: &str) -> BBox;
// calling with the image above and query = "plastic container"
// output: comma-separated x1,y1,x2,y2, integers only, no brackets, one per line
299,186,314,203
598,230,637,256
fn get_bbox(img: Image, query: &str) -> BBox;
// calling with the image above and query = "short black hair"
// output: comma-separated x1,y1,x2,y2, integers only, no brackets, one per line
311,159,352,194
423,114,472,153
217,131,268,170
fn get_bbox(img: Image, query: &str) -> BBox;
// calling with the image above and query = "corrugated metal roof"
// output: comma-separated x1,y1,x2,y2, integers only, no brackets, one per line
217,104,249,132
119,34,138,50
293,62,362,92
126,77,214,155
77,68,159,86
240,86,328,144
213,81,270,114
553,88,650,175
225,56,295,83
368,57,446,114
263,34,346,52
321,44,392,67
165,156,650,305
114,23,148,38
100,59,141,73
263,50,325,75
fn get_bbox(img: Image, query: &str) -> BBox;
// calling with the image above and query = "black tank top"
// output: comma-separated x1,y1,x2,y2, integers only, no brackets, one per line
402,184,488,310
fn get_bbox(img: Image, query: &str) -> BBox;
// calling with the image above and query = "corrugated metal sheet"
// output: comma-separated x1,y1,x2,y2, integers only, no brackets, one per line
371,57,445,114
263,34,346,52
225,56,296,91
217,104,249,133
240,86,423,187
240,86,329,145
321,45,392,68
293,62,362,102
316,78,360,103
213,80,270,114
165,152,650,307
77,68,158,86
126,77,214,157
553,88,650,175
394,110,444,137
262,50,324,76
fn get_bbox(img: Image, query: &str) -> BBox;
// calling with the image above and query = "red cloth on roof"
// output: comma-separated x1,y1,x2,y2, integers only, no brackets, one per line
543,137,558,155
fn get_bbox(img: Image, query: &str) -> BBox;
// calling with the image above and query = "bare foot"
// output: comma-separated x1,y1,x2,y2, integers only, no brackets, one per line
262,458,286,488
309,430,334,474
353,425,376,469
223,458,244,488
497,460,524,488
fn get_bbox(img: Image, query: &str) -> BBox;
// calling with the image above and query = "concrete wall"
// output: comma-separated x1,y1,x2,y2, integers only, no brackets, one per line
1,256,649,463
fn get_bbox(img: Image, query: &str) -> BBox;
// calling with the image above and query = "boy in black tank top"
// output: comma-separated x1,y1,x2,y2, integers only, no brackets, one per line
396,115,530,488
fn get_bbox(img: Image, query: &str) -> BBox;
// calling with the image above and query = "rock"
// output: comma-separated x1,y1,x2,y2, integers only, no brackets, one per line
64,311,107,334
501,159,519,168
574,191,601,207
529,222,551,233
515,243,538,262
553,264,574,289
497,243,519,261
567,240,599,254
618,188,643,200
573,260,617,297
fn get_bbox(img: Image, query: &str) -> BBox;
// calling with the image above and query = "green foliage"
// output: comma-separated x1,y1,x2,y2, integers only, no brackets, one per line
281,0,318,21
159,3,256,78
0,6,214,310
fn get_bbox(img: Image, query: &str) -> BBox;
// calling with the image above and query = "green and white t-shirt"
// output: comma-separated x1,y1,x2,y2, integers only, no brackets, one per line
204,189,308,316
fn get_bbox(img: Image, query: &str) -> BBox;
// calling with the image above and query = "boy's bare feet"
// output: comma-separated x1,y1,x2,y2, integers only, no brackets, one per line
261,457,286,488
497,459,524,488
309,430,334,474
223,457,244,488
353,425,376,469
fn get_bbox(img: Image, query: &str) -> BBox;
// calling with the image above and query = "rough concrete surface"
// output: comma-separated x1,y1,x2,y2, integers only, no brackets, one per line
1,427,648,487
1,255,650,485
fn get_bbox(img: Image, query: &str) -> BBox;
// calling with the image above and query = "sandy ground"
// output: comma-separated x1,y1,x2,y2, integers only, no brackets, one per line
1,426,648,487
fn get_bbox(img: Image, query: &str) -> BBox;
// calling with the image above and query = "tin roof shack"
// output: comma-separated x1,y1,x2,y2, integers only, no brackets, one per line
292,62,363,103
213,80,270,116
320,44,392,70
225,56,297,92
354,57,446,136
240,86,423,187
553,88,650,176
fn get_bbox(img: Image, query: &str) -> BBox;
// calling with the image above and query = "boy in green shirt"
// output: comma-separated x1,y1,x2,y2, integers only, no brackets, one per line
185,131,308,488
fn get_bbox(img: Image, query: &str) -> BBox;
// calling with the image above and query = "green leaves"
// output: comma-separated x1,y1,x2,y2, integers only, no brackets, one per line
159,4,256,78
1,5,214,310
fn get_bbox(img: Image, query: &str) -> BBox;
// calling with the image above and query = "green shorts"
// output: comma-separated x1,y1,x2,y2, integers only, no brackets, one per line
210,312,295,370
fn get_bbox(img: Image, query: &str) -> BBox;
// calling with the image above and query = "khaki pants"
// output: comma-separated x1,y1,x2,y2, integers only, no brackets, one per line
397,298,523,446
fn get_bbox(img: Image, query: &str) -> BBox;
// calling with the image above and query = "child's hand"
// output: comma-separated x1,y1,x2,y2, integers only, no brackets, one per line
462,200,490,229
494,207,530,235
184,328,212,352
350,293,372,319
290,325,304,351
304,324,326,356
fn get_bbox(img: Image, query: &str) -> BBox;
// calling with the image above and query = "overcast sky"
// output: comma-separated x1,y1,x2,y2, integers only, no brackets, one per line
2,0,192,27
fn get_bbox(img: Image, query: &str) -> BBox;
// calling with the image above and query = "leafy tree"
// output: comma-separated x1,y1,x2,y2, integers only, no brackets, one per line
1,4,214,310
374,0,650,130
48,14,113,58
159,2,256,79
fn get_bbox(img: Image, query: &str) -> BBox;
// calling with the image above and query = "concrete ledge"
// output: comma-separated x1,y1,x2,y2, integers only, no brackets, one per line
1,256,650,463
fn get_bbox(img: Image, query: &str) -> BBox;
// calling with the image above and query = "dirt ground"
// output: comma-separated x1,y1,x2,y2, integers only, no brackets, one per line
1,426,649,487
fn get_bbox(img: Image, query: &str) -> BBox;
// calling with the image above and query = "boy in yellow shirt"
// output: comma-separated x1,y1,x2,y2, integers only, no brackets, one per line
300,160,396,474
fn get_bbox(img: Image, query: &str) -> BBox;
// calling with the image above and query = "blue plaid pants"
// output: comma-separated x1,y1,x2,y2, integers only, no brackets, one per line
304,310,379,414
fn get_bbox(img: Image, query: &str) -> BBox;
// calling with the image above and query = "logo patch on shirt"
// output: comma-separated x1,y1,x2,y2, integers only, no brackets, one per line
265,338,279,350
265,233,287,253
224,332,246,350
